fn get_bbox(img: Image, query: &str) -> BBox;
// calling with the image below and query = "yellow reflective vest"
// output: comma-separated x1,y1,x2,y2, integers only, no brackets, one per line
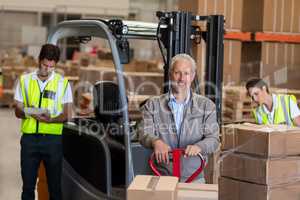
20,72,68,135
252,94,297,126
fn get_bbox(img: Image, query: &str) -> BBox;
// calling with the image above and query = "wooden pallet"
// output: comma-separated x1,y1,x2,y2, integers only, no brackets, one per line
223,86,250,101
224,100,252,110
222,86,254,122
223,107,252,120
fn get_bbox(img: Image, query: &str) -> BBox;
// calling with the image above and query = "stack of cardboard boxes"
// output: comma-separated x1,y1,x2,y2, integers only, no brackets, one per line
178,0,300,88
220,123,300,200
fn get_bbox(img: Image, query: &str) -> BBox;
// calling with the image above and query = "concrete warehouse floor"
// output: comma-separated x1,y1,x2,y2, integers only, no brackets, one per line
0,108,22,199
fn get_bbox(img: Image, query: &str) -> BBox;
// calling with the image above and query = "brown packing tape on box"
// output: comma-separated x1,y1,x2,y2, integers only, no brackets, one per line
176,183,218,200
221,123,300,157
220,153,300,185
219,176,300,200
127,175,178,200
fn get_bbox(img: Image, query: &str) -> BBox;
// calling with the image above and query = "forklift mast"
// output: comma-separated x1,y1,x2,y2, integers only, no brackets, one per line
156,11,224,125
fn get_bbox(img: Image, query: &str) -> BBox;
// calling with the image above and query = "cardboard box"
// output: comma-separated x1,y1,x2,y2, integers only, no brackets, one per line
193,40,243,86
223,41,242,85
221,123,300,157
176,183,218,200
263,0,300,33
293,0,300,33
193,41,263,86
220,153,300,185
221,124,238,151
127,175,178,200
241,0,264,32
260,42,300,90
127,175,218,200
240,42,261,82
219,176,300,200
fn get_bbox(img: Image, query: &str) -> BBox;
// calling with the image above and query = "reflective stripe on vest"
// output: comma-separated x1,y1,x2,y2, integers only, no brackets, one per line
252,94,296,126
20,72,68,134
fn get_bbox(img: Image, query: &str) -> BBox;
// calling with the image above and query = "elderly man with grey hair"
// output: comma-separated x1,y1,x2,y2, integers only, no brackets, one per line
139,53,220,183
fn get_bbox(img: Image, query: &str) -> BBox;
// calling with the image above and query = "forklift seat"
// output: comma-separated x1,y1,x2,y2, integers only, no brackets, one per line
62,126,111,197
93,81,124,123
93,81,126,187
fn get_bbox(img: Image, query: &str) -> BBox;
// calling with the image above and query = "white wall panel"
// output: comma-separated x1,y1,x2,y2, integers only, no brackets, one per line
0,0,129,16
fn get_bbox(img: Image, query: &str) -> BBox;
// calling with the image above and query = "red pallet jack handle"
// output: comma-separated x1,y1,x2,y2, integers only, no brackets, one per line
148,148,206,183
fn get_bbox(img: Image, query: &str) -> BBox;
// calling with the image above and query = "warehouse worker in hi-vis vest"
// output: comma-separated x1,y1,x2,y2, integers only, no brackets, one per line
245,78,300,127
14,44,73,200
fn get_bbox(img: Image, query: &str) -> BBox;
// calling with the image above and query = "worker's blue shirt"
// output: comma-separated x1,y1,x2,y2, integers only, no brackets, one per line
168,91,190,135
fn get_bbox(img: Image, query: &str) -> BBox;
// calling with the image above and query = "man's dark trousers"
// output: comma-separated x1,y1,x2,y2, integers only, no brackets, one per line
20,134,62,200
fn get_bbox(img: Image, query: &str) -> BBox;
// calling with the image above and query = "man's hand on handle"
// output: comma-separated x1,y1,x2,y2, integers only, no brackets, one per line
152,139,171,164
184,145,201,157
152,140,202,163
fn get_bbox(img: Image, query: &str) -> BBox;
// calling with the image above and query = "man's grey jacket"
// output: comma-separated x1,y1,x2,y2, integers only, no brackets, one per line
139,92,220,182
